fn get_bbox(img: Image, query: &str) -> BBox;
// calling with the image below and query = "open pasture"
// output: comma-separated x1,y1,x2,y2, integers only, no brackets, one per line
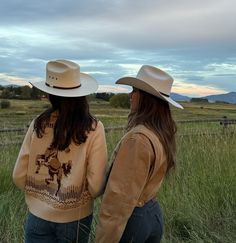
1,99,236,147
1,99,236,134
0,99,236,242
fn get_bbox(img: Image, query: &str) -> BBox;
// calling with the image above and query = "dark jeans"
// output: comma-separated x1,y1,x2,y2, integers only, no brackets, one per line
120,199,163,243
25,212,93,243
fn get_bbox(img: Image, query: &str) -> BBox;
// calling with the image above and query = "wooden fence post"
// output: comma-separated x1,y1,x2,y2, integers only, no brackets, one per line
222,116,228,135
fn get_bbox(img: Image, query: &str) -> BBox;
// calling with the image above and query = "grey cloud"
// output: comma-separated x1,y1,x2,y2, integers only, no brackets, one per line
0,0,102,25
78,1,236,50
0,0,235,93
2,0,235,50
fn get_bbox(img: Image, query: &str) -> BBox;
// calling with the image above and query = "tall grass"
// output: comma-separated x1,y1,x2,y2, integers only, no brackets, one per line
160,132,236,243
0,145,27,243
1,129,235,242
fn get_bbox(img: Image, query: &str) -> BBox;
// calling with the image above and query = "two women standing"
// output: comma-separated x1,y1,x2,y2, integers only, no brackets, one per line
13,60,182,243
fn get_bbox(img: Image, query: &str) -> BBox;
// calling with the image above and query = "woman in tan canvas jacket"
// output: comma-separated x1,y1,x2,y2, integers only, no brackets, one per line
96,65,183,243
13,60,107,243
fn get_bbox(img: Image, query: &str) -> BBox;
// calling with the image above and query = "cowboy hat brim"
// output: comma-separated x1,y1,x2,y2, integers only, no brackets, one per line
31,73,98,97
116,77,183,109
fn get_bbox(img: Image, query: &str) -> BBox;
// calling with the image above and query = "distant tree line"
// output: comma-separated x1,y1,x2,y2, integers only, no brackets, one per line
0,85,44,99
190,98,209,103
1,85,229,108
189,98,229,104
0,85,130,108
95,92,115,101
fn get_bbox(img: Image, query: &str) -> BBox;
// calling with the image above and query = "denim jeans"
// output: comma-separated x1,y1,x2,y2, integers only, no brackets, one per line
25,212,93,243
119,199,163,243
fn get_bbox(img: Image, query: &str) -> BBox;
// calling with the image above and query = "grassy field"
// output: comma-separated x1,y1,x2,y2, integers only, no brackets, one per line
0,99,236,242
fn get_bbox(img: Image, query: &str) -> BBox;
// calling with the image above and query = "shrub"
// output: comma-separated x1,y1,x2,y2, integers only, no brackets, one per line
0,100,11,109
191,98,209,103
96,92,114,101
110,93,130,108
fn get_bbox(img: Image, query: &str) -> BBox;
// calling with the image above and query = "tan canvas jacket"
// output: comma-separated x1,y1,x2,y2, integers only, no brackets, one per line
96,124,167,243
13,113,107,223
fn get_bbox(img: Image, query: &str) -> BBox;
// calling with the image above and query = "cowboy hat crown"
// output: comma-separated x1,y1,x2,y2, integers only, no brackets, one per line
31,59,98,97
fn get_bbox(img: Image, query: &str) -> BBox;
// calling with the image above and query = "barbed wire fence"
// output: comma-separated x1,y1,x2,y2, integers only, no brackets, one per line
1,117,236,147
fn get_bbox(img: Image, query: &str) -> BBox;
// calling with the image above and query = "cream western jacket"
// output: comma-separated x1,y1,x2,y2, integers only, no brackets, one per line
13,113,107,223
96,125,167,243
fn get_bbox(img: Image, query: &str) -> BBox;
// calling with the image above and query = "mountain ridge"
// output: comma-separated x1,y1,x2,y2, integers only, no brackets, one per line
171,92,236,104
203,92,236,104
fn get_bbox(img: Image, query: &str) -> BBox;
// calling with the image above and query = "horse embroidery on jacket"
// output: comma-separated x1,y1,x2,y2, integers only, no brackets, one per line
35,146,72,196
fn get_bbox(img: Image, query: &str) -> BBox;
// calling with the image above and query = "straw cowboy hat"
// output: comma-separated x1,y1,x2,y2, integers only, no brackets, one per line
116,65,183,109
31,60,98,97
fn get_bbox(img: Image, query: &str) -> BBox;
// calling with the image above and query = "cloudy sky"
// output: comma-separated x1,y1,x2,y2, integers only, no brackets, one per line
0,0,235,97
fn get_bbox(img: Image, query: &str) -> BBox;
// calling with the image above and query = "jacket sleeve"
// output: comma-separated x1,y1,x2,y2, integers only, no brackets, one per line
12,120,34,190
87,121,108,198
95,134,153,243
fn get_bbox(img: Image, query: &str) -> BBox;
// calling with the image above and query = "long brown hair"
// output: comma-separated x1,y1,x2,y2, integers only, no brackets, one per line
127,90,177,173
34,94,97,150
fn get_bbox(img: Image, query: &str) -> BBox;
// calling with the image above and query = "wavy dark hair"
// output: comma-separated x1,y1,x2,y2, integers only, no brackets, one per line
34,94,97,150
127,90,177,173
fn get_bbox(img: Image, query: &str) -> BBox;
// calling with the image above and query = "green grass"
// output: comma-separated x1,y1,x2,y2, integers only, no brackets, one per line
0,145,27,243
0,99,236,242
160,133,236,243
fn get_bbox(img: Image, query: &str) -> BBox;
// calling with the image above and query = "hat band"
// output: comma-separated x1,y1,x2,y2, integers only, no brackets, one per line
45,82,81,90
160,91,169,97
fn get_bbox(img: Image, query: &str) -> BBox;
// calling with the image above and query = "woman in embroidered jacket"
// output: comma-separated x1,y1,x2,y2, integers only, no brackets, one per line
13,60,107,243
96,65,183,243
